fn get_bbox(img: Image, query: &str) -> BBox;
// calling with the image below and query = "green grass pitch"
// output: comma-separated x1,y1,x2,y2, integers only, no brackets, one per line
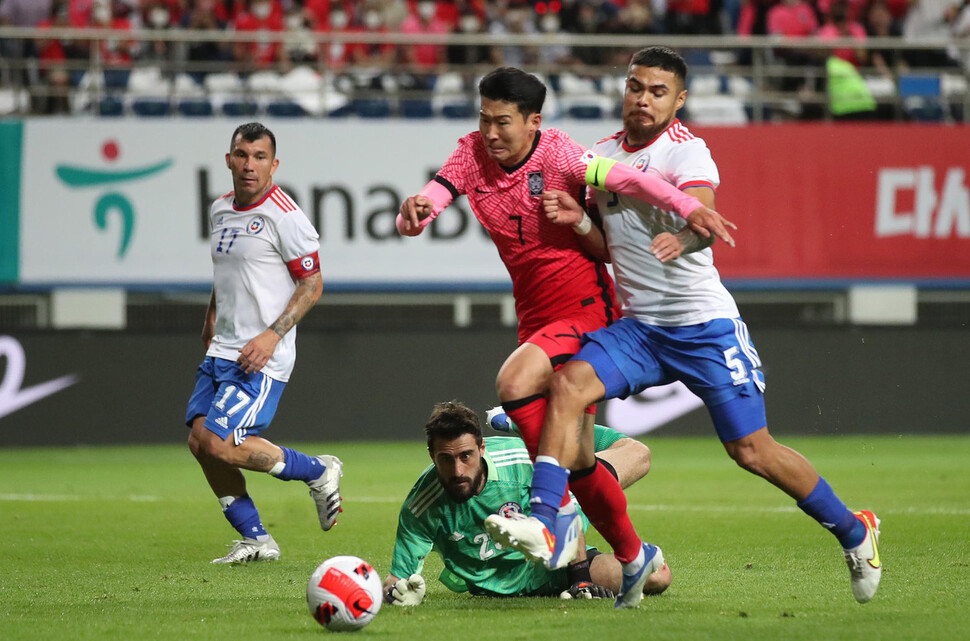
2,435,968,640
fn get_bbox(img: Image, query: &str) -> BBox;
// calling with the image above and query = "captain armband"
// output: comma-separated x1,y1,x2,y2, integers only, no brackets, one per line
584,156,618,191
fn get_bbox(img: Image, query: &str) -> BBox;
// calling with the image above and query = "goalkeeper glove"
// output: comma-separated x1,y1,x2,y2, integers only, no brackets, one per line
559,581,614,600
387,574,426,606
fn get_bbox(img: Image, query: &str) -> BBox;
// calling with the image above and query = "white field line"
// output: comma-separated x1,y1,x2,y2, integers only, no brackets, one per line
1,493,968,516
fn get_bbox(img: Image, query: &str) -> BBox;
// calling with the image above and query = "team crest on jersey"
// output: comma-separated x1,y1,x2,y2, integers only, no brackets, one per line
246,216,266,235
499,502,523,518
527,171,544,197
579,150,597,165
633,154,651,172
301,255,316,271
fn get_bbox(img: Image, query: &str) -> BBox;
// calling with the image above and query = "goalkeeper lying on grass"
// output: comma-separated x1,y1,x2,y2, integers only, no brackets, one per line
383,401,670,605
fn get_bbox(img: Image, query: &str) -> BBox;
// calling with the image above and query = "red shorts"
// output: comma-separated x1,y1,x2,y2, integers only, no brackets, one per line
523,309,611,415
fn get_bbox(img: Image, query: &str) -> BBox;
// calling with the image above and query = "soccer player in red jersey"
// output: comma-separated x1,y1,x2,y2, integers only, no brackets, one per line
398,67,736,590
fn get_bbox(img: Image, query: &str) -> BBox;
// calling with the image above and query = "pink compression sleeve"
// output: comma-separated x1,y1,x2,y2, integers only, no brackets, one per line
395,179,455,236
602,161,703,218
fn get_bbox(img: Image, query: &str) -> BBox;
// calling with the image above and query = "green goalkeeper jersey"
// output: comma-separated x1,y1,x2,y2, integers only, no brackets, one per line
502,422,627,453
390,436,581,597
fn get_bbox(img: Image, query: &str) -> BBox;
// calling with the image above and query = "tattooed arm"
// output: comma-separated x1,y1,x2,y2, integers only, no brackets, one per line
650,186,718,263
236,271,323,374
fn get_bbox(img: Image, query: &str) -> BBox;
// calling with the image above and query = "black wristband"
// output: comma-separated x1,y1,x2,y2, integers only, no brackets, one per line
566,558,592,586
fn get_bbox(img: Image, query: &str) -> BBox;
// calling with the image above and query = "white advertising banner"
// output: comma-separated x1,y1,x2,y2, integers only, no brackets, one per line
19,118,609,289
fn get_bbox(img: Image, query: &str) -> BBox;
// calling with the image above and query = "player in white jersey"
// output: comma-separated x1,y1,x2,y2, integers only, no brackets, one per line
531,47,881,606
184,123,343,564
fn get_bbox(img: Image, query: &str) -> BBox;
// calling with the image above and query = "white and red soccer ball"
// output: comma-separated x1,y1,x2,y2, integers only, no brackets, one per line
307,556,382,632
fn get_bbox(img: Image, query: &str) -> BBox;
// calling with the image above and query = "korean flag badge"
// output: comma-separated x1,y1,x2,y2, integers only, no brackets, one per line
527,171,544,197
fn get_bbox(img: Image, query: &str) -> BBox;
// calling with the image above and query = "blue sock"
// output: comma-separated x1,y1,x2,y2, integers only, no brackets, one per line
530,458,570,530
797,477,866,548
272,447,325,482
223,494,268,539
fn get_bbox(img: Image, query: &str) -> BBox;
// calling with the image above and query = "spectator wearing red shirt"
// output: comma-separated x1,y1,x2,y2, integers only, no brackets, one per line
233,0,287,69
34,0,79,113
88,0,134,68
817,0,868,67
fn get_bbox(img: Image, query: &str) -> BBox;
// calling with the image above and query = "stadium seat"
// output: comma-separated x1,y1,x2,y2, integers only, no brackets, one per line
566,104,603,119
96,96,125,116
222,100,259,117
441,102,475,119
898,74,945,122
131,98,170,117
266,101,306,117
353,99,392,119
401,99,434,119
178,98,214,117
103,69,131,90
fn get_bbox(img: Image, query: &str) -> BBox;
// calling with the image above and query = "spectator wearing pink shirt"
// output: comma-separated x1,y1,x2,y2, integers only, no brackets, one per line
399,1,450,69
766,0,821,109
817,0,867,68
766,0,818,38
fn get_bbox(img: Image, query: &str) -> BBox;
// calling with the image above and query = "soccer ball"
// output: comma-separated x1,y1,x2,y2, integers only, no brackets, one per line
307,555,383,632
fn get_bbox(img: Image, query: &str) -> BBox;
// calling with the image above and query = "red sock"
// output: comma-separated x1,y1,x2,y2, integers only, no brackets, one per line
503,395,546,460
568,462,642,563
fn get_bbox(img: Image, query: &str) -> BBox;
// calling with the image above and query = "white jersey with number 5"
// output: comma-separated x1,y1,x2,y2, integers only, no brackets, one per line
591,120,738,326
206,185,320,382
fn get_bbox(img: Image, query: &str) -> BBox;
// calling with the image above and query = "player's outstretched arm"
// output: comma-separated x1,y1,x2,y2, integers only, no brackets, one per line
383,573,426,606
542,189,610,263
397,178,457,236
651,186,719,262
397,195,435,236
586,156,736,247
237,271,322,374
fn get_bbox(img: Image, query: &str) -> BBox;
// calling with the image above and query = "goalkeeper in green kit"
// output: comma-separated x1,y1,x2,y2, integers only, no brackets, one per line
383,401,671,605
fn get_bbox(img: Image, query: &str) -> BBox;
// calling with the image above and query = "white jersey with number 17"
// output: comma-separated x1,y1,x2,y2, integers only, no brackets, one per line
590,120,739,326
206,185,320,382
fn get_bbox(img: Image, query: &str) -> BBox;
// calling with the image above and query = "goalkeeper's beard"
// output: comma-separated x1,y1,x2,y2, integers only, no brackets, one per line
439,467,486,503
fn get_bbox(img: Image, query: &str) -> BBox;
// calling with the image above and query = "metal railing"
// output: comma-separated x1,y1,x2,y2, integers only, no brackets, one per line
1,26,968,121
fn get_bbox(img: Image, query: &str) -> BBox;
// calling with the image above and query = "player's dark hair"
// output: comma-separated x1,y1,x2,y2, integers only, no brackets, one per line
230,122,276,156
478,67,546,117
425,401,483,451
629,46,688,84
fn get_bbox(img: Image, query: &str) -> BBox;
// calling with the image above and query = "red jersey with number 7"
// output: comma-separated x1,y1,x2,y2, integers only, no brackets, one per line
434,128,620,342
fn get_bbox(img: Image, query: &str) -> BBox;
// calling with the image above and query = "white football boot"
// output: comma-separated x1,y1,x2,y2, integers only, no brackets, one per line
843,510,882,603
484,510,580,570
210,536,280,564
308,455,343,530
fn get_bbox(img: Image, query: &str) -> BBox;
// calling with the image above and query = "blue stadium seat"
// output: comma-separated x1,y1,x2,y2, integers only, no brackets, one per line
401,99,434,119
96,96,124,116
131,98,170,117
103,69,131,90
178,98,214,117
353,99,392,119
566,104,603,120
899,74,945,122
441,101,474,119
222,100,259,117
266,101,306,117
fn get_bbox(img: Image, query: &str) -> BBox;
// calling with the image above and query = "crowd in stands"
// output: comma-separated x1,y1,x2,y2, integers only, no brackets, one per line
1,0,969,117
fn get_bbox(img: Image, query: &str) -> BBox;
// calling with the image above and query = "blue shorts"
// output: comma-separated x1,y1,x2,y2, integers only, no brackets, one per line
576,317,767,443
184,356,286,445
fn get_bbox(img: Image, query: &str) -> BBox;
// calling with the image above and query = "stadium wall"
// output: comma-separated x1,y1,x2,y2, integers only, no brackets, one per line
0,326,966,447
2,119,969,291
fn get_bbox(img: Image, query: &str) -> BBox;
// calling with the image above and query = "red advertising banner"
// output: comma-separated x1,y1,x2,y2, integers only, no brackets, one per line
691,125,970,283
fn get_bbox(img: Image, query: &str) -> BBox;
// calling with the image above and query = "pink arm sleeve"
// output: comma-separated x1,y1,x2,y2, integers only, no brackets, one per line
603,162,704,219
395,179,456,236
